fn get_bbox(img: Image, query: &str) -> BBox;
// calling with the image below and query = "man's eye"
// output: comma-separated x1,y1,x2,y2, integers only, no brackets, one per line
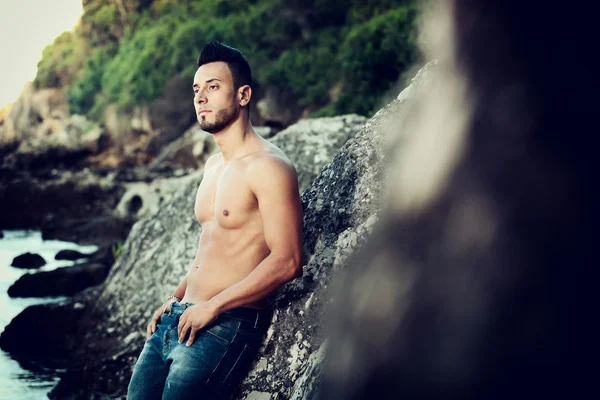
210,85,218,90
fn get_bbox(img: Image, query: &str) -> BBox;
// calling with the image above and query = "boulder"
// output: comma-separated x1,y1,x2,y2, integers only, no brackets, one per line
149,125,218,170
41,214,134,247
8,262,108,297
45,100,392,399
10,252,46,269
56,244,114,264
114,174,199,221
269,114,367,193
256,87,302,127
0,301,88,360
55,249,91,261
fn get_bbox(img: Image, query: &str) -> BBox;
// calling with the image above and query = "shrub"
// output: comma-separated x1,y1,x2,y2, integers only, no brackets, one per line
334,5,420,116
68,44,117,116
34,31,87,89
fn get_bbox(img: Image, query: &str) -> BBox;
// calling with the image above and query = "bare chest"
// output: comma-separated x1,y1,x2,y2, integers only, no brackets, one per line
194,163,257,229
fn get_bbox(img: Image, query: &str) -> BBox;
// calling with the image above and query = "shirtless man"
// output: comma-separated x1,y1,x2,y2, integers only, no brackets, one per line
127,41,303,400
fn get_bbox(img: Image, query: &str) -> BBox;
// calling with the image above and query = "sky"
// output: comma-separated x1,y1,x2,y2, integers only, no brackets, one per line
0,0,83,108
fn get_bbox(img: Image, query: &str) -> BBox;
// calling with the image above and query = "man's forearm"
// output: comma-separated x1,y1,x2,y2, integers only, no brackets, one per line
207,253,299,314
172,275,188,299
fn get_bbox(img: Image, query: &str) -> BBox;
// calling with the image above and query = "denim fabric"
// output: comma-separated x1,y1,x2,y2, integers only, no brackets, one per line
127,302,271,400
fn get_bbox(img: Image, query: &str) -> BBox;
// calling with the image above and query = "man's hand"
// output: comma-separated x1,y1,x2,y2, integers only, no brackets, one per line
146,299,175,339
177,302,219,346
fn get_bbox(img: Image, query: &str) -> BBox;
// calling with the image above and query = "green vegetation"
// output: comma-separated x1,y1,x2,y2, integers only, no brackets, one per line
34,0,421,119
34,31,87,89
111,241,125,260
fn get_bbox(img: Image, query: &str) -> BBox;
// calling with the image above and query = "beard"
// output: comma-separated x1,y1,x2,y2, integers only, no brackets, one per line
199,104,240,134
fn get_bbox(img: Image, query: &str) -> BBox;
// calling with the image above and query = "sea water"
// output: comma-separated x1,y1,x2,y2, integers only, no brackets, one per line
0,230,97,399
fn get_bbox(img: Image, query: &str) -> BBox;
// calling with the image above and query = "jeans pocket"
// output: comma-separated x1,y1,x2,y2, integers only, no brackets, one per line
203,319,240,345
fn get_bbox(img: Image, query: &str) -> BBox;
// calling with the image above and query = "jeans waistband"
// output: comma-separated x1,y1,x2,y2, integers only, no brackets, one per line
168,302,272,328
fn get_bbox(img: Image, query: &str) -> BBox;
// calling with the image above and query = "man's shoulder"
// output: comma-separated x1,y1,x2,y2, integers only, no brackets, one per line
248,146,295,177
246,146,298,194
205,152,223,170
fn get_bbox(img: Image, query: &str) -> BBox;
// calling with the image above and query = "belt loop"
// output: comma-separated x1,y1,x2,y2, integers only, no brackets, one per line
254,311,259,329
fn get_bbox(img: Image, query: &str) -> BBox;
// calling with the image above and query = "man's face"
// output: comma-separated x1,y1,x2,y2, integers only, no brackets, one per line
193,61,239,134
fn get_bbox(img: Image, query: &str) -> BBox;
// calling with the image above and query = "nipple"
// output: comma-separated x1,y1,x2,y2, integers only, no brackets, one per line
223,209,229,216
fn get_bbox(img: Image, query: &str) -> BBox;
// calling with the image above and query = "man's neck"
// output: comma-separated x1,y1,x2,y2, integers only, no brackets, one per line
211,117,258,163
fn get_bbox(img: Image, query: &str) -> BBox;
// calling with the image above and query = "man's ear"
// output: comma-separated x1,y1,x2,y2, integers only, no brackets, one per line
238,85,252,106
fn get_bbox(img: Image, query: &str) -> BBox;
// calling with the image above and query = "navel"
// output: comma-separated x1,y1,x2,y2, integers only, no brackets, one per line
223,209,229,216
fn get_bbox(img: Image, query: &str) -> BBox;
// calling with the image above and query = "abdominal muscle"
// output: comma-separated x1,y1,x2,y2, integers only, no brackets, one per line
181,220,270,310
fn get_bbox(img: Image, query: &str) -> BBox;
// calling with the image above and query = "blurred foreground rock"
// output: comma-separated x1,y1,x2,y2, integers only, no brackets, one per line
320,1,596,399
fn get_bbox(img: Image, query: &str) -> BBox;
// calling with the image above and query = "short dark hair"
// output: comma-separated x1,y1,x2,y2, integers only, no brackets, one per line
196,41,253,90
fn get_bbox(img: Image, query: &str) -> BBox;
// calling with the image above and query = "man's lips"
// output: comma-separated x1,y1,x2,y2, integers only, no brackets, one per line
197,109,211,115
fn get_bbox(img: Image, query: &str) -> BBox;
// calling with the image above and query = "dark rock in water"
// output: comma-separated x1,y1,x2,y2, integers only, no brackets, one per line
8,262,108,297
11,252,46,269
41,215,134,247
0,301,87,360
55,249,90,261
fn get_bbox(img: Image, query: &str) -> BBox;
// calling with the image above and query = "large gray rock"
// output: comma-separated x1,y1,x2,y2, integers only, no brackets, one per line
114,174,199,221
44,101,392,399
233,101,400,400
270,114,367,193
149,124,218,170
116,115,366,225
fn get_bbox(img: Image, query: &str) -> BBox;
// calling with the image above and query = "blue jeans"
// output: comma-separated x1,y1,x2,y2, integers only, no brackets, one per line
127,302,271,400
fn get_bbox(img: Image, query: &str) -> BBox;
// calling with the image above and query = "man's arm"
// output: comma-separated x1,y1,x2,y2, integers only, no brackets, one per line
177,155,303,345
207,156,303,312
147,275,188,337
171,275,188,300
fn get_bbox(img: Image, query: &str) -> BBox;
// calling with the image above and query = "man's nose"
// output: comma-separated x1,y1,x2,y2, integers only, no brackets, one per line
195,91,207,105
